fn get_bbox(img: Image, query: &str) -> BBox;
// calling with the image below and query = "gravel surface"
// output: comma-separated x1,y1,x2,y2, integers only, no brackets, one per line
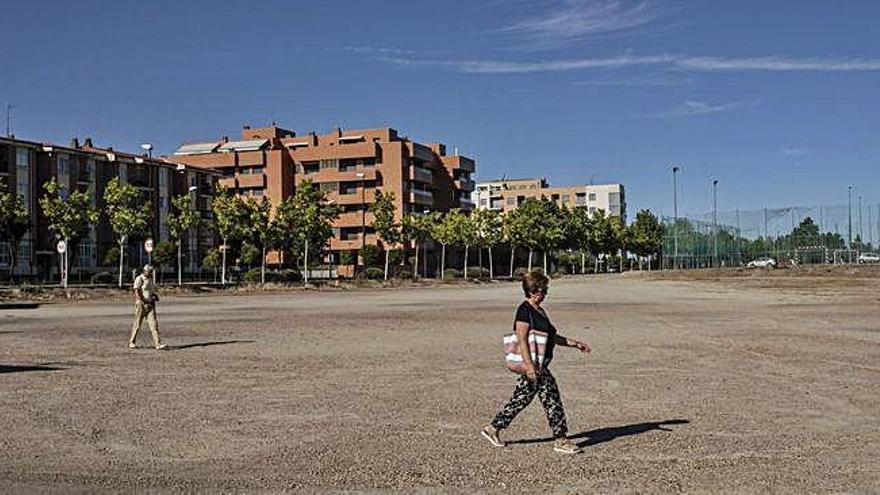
1,275,878,493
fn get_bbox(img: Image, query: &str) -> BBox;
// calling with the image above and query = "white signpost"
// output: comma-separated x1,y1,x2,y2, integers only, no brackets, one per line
144,237,154,267
56,240,67,288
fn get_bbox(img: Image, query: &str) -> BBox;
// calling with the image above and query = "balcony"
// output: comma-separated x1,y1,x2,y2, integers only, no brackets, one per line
412,143,435,162
236,173,266,189
444,155,475,173
218,177,237,189
455,178,475,192
292,141,378,161
409,166,433,184
312,167,377,183
408,189,434,206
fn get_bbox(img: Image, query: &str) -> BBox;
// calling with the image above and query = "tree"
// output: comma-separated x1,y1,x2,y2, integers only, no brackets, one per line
539,199,566,273
152,241,177,283
212,187,249,285
369,190,401,281
430,212,455,279
243,198,272,284
0,178,30,281
202,248,220,282
291,180,339,285
239,242,261,269
440,209,476,279
566,206,593,273
504,198,543,272
402,213,432,278
588,209,616,273
271,195,300,268
611,215,630,272
166,194,202,286
471,209,503,279
104,177,151,288
629,209,663,270
39,179,98,288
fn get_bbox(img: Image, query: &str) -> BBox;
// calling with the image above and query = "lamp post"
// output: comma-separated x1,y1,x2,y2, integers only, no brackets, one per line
356,172,366,276
847,185,853,262
712,179,718,268
672,166,680,269
858,194,863,247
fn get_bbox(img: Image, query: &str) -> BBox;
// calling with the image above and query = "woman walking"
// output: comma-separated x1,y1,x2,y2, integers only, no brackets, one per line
481,270,591,454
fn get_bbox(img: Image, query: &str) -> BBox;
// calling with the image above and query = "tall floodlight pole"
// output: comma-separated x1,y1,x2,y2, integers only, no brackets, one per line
858,195,863,245
672,166,680,269
847,185,853,262
712,179,718,268
5,103,12,137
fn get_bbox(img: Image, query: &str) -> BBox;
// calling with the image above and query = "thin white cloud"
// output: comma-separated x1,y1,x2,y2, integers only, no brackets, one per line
648,99,744,118
574,73,692,87
381,54,880,74
341,46,417,56
781,147,810,156
676,56,880,71
499,0,666,47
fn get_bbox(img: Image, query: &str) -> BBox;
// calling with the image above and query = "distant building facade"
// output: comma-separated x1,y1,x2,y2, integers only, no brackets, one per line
170,125,476,262
0,136,217,280
472,177,626,220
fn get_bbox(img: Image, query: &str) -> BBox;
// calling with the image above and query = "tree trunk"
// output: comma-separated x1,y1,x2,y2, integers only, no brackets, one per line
594,254,600,274
118,238,125,288
489,246,494,279
464,244,469,279
528,249,533,271
413,240,419,279
479,248,483,271
581,252,586,274
441,244,446,279
384,248,389,281
543,251,547,273
304,239,309,286
177,242,183,286
509,246,515,278
261,245,267,285
221,239,227,285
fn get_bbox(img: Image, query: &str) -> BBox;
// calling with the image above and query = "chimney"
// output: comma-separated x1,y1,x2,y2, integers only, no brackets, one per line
222,136,229,143
84,137,93,147
70,137,80,148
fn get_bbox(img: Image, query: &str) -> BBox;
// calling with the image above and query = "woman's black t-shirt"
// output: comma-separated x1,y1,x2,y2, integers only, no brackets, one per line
515,301,558,366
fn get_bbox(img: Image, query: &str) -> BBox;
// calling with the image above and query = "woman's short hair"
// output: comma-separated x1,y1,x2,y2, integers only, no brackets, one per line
522,270,550,297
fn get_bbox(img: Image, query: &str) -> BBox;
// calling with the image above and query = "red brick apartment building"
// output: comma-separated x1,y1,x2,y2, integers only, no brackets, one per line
0,136,217,280
170,125,476,262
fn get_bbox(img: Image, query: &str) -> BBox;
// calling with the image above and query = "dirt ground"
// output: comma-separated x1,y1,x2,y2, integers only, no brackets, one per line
1,273,878,493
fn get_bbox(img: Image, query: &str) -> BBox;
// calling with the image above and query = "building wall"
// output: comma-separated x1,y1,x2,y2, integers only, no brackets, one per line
473,178,626,221
171,125,476,261
0,137,217,280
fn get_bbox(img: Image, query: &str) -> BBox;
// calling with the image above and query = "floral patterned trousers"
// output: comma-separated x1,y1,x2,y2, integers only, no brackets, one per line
491,369,568,438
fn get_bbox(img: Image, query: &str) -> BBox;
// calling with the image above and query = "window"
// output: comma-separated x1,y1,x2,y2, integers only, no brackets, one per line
362,157,376,167
241,166,264,175
608,192,620,205
302,161,319,174
339,159,357,172
221,168,235,178
561,194,570,203
575,193,586,205
0,242,10,267
480,198,488,207
588,206,596,214
15,148,30,210
319,182,339,192
320,159,338,170
507,197,516,205
252,189,264,197
0,145,10,174
588,192,597,201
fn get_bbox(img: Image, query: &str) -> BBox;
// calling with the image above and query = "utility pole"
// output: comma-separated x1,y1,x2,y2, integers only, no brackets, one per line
712,179,718,268
858,195,863,244
735,208,741,266
672,166,680,269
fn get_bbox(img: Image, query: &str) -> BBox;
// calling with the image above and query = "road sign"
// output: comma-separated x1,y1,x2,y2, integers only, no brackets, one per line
56,240,67,254
144,238,154,254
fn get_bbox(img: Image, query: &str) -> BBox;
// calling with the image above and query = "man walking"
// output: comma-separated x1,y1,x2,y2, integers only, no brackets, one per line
129,265,167,350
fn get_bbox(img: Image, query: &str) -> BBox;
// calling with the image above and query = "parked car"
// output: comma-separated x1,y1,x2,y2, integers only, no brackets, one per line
747,257,777,269
858,252,880,264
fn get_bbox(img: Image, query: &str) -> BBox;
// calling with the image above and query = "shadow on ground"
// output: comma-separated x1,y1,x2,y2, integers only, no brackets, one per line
508,419,690,448
0,364,65,374
170,340,256,351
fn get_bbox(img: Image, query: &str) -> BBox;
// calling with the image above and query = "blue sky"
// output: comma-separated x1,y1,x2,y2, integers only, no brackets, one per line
2,0,879,216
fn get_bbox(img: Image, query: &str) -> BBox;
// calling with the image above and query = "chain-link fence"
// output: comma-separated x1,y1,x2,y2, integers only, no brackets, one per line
661,203,880,269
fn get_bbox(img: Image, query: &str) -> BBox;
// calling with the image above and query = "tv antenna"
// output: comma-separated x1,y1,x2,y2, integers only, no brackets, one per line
5,103,12,137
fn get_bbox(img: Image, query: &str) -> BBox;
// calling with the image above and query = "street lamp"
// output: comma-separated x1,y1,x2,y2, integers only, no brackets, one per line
672,166,680,269
712,179,718,268
140,143,153,159
847,185,853,261
356,172,366,276
858,194,863,246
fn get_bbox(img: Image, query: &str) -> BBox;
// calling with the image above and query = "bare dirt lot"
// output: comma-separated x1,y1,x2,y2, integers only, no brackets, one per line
1,273,878,493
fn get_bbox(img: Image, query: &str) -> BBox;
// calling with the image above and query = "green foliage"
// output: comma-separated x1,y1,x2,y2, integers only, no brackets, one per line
503,198,543,252
387,249,405,266
364,267,385,280
0,178,30,274
471,209,503,249
211,187,249,243
466,266,490,279
202,248,221,269
338,251,354,265
244,268,302,284
39,178,98,242
103,177,150,243
565,206,593,254
152,241,177,267
292,180,340,256
370,190,401,246
443,268,463,279
167,194,202,243
102,246,120,266
588,209,617,260
239,242,262,267
629,209,663,260
359,244,382,267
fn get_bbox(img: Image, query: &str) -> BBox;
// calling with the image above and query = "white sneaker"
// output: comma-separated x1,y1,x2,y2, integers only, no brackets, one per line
128,342,137,349
553,438,582,454
481,425,504,448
